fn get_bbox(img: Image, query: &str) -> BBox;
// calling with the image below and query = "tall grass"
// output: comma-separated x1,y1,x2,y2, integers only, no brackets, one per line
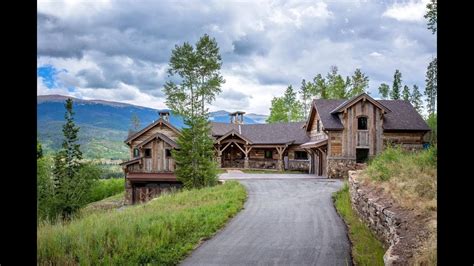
361,145,437,265
362,145,437,212
38,181,247,265
333,183,385,266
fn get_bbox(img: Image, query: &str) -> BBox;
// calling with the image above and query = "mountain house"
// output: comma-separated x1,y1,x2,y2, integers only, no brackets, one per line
120,93,430,204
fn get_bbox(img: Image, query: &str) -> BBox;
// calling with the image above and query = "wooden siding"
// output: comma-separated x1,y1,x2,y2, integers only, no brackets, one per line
339,99,384,157
383,132,425,146
309,110,328,141
329,132,342,157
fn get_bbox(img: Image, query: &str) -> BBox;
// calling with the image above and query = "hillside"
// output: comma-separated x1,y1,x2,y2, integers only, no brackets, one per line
37,95,267,159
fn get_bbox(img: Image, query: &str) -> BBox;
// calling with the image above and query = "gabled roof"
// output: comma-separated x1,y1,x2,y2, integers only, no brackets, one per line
379,100,430,131
125,118,181,144
216,129,253,144
137,132,179,149
311,99,345,130
330,93,391,114
311,98,430,131
211,122,310,144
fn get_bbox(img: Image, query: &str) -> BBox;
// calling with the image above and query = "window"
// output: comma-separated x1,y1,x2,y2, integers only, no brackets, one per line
165,149,172,157
264,150,273,159
133,148,140,158
144,149,152,158
294,151,308,160
358,117,368,130
317,120,320,132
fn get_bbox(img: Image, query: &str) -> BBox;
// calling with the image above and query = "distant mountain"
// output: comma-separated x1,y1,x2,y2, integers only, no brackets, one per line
37,95,268,160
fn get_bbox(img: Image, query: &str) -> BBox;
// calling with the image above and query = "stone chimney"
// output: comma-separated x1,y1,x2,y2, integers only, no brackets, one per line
158,110,170,122
229,111,245,124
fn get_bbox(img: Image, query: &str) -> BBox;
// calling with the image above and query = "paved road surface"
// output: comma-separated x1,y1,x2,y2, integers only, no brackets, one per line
181,178,352,266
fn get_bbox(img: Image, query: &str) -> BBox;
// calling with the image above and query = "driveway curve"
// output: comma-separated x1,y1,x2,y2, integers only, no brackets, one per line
181,178,352,265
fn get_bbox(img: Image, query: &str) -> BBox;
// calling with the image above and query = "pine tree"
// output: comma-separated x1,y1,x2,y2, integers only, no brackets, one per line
52,98,97,219
411,85,423,114
425,57,437,115
424,0,437,34
326,66,347,99
174,116,217,188
299,79,312,119
402,85,411,101
283,85,304,122
348,68,369,97
378,83,390,99
391,70,402,100
164,34,223,189
313,74,328,99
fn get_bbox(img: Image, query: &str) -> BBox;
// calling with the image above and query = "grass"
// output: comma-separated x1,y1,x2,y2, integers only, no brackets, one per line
333,183,386,266
80,192,125,216
241,169,307,174
38,181,247,265
360,145,437,265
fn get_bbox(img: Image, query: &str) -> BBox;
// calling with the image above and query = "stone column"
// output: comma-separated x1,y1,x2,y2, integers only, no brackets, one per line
244,156,249,169
277,158,284,171
125,179,133,205
217,156,222,168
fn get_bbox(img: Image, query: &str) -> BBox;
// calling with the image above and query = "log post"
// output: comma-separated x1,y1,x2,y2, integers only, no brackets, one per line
244,145,252,169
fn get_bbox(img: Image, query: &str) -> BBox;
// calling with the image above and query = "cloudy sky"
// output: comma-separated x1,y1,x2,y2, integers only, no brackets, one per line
37,0,436,115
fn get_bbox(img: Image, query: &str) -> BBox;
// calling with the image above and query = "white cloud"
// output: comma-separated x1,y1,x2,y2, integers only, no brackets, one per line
369,51,383,57
382,0,429,22
37,0,436,115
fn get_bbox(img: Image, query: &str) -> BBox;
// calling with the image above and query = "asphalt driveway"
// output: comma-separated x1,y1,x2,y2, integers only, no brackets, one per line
181,177,352,266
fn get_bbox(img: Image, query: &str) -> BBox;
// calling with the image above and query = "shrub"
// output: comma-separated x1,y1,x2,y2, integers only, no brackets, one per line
88,178,125,203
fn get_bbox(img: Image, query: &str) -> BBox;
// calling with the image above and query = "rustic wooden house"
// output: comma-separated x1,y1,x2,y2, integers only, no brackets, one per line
300,93,430,178
120,111,182,204
120,92,429,204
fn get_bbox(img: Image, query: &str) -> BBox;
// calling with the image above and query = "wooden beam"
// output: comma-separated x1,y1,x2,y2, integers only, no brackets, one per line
234,142,246,154
221,142,233,153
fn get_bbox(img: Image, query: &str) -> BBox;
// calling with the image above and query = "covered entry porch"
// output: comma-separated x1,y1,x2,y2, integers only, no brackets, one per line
300,139,328,176
214,130,291,171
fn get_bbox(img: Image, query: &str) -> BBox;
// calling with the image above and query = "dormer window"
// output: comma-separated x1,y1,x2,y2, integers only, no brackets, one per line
133,148,139,158
358,117,368,130
317,120,320,132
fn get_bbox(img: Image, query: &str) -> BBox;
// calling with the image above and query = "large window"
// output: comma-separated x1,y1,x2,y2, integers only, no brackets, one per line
133,148,140,158
264,150,273,159
144,148,152,158
294,151,308,160
358,117,368,130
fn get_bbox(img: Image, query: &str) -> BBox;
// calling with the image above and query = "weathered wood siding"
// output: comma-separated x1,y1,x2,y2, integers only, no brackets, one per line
339,100,384,157
383,131,426,149
130,125,179,147
329,132,343,157
309,110,328,141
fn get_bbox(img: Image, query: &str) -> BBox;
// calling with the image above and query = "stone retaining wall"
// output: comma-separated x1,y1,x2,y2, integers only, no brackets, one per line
348,170,414,265
327,158,365,178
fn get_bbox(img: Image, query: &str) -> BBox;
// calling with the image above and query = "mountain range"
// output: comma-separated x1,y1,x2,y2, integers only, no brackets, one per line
37,95,268,159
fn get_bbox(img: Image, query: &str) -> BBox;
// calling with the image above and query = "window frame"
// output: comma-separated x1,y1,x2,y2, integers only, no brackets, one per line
133,148,140,158
357,116,368,130
294,151,308,160
264,150,273,159
144,148,152,158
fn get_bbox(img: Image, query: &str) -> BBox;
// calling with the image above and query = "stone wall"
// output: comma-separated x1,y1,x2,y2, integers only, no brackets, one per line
287,160,310,171
327,158,364,178
348,170,419,265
